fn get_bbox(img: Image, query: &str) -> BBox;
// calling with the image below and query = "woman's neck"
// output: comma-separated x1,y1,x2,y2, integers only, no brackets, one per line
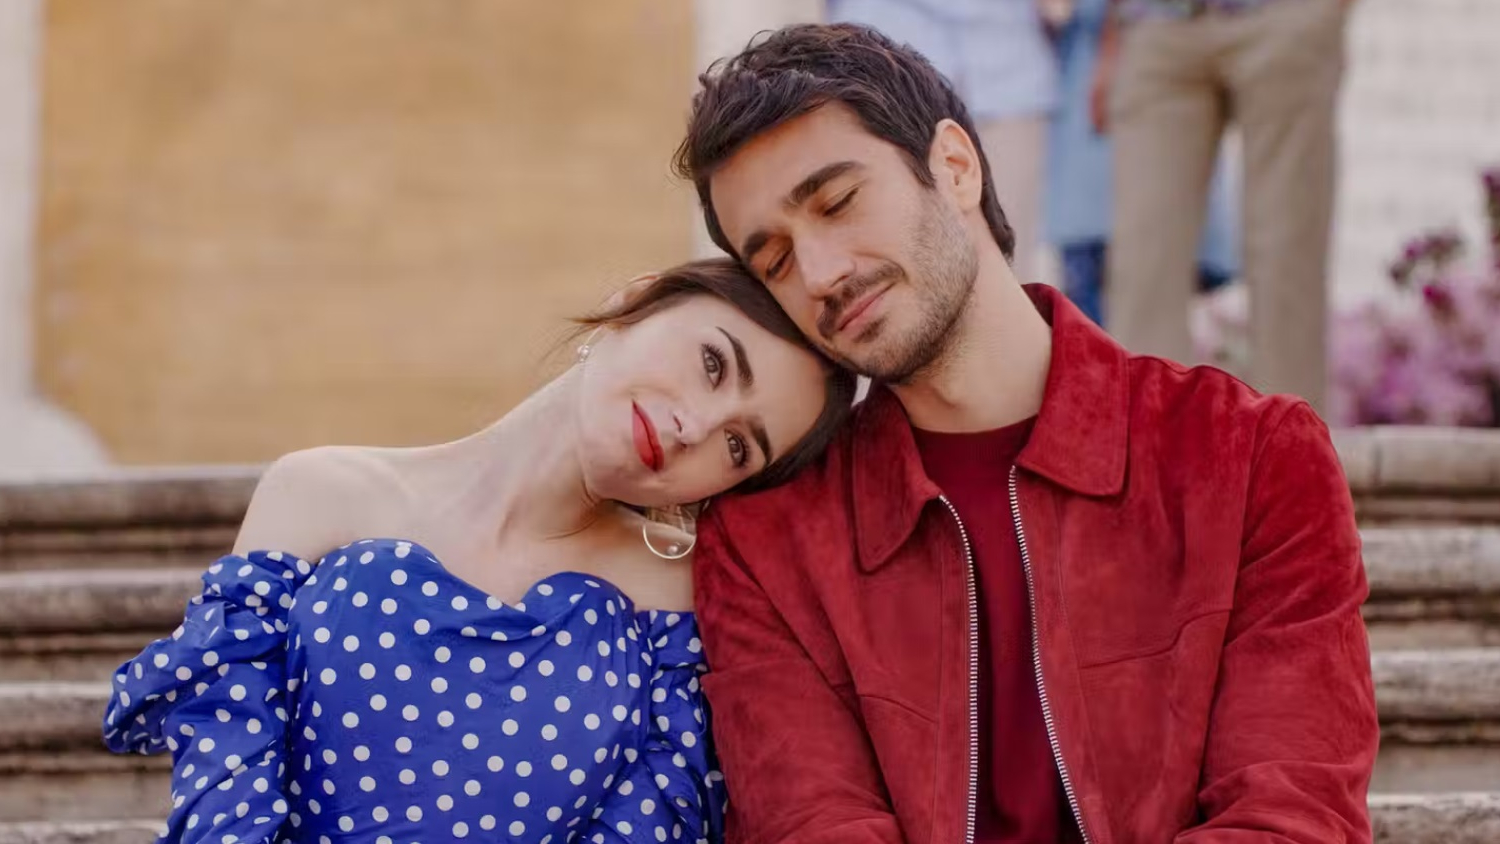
426,366,614,548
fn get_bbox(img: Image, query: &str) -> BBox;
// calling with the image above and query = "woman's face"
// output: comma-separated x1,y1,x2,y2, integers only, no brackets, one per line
575,294,829,508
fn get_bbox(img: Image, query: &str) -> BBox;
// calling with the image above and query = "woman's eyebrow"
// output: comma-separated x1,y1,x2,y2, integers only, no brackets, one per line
717,327,755,389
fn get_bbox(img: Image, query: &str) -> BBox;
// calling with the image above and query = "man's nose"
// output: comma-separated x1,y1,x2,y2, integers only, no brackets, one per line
796,235,855,299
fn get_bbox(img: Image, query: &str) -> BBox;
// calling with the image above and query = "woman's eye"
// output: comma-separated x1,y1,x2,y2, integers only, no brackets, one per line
702,344,725,387
726,431,748,468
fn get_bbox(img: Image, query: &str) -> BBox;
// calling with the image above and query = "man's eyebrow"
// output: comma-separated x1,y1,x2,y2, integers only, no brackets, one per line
718,327,754,389
738,160,864,261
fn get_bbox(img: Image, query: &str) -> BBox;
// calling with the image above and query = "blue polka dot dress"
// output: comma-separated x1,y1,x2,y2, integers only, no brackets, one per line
103,538,726,844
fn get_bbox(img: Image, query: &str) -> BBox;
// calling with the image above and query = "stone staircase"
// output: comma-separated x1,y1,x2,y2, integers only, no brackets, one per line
0,428,1498,842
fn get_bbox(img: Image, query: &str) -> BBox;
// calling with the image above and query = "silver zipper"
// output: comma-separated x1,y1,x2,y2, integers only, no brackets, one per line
937,495,980,844
1009,465,1092,844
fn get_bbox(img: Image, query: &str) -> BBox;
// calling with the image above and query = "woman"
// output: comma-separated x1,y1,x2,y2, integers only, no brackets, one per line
103,259,856,844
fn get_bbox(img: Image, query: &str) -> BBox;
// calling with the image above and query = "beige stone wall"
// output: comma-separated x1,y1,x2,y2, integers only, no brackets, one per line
34,0,695,464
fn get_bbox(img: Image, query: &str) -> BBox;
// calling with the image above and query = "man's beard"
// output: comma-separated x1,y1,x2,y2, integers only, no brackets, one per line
822,197,979,384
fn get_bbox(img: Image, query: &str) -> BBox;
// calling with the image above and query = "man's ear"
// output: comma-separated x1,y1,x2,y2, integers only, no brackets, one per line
603,271,661,312
927,119,984,212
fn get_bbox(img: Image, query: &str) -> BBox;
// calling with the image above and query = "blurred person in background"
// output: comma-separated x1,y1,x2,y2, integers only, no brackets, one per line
827,0,1058,282
1096,0,1354,413
102,259,855,844
1046,0,1241,326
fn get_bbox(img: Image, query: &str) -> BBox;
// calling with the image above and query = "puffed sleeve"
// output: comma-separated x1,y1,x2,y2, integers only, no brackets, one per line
103,549,315,844
586,611,727,844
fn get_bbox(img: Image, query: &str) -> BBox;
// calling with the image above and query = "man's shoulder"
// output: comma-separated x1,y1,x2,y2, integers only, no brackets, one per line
1125,352,1308,434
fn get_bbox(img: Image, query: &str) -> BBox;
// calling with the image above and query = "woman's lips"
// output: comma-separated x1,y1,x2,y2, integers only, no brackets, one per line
632,402,663,472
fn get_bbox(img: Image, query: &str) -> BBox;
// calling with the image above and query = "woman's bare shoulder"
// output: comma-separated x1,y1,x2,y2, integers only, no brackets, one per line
232,446,407,561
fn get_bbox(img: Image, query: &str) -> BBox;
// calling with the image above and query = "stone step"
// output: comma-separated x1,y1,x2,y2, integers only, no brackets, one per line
2,524,1496,682
1362,526,1500,649
0,794,1495,844
1336,427,1500,523
0,429,1495,573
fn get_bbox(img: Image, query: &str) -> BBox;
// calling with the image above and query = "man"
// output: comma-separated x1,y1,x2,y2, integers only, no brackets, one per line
1096,0,1353,413
677,22,1378,844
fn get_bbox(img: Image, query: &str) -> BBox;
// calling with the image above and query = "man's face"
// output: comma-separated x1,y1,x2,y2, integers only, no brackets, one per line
708,104,979,383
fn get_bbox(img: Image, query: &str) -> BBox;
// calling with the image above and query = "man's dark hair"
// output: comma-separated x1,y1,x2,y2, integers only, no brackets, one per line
673,22,1015,263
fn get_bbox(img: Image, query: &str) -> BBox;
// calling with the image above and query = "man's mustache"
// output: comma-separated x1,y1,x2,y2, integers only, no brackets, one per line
817,263,903,340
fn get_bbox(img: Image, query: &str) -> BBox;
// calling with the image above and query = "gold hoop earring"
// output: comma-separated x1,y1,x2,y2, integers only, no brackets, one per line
641,503,701,560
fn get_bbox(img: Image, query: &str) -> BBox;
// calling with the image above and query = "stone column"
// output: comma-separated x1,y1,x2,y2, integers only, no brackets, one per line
690,0,824,258
0,0,108,477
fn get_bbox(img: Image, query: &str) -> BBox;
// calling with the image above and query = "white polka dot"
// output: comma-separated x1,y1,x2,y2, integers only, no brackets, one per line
320,669,336,685
516,761,533,777
406,806,422,822
480,815,496,831
246,719,261,735
323,749,337,765
352,592,368,607
577,665,593,682
509,652,525,669
555,696,571,713
462,733,479,750
451,596,469,611
395,737,412,753
556,630,572,646
502,719,519,736
551,754,568,771
343,636,360,653
402,705,419,721
584,714,601,730
360,777,376,792
652,688,667,703
538,660,555,677
465,693,482,710
314,628,331,644
202,651,220,667
422,582,439,597
399,769,416,785
394,665,412,681
514,792,530,808
510,686,527,702
360,663,376,680
509,821,525,836
353,745,370,761
487,756,504,772
585,609,599,625
413,619,430,635
435,647,451,663
464,779,482,796
342,712,359,728
431,677,448,694
223,754,242,769
198,738,216,753
176,666,192,682
682,731,697,747
153,653,170,669
595,747,609,764
613,705,628,721
437,711,455,728
469,656,486,673
372,807,388,823
229,685,247,702
391,570,408,586
359,551,375,564
541,724,558,741
437,794,454,811
617,821,634,835
339,815,354,832
452,822,469,838
312,601,328,616
379,632,395,648
432,759,450,776
547,806,564,822
570,769,586,785
598,641,612,657
381,599,397,615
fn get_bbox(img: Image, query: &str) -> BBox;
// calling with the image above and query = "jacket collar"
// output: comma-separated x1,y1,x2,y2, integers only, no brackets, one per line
851,284,1131,572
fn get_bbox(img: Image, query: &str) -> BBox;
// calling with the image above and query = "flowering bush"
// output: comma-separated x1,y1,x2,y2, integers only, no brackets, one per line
1328,167,1500,426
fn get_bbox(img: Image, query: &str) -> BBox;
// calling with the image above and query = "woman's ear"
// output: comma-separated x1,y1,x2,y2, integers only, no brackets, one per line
603,271,661,312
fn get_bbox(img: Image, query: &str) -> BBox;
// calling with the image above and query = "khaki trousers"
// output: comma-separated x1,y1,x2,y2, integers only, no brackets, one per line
1108,0,1346,413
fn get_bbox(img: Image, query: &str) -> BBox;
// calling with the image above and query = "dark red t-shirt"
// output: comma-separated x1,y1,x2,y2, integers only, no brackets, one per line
913,418,1082,843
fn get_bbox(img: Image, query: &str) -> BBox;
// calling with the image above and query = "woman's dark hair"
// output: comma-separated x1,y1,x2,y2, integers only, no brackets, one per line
577,257,856,493
673,22,1014,262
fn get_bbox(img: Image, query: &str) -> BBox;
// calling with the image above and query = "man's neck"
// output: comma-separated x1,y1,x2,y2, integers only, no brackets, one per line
890,249,1053,433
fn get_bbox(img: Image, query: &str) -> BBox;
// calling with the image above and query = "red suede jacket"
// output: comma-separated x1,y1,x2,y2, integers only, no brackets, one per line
694,286,1378,844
